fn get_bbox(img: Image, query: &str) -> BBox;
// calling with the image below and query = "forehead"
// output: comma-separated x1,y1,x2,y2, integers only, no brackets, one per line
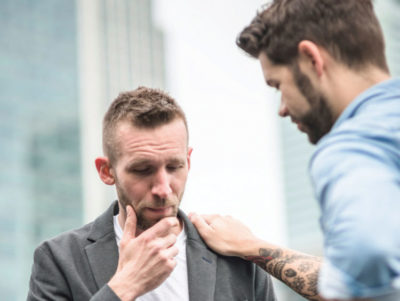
114,119,188,160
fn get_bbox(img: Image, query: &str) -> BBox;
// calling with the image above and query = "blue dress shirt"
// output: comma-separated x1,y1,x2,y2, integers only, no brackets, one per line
309,78,400,299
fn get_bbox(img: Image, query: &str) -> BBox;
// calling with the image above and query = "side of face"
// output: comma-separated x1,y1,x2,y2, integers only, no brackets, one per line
96,118,192,233
258,51,334,144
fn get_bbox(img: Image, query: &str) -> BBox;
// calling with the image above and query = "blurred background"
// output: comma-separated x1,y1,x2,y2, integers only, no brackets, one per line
0,0,399,300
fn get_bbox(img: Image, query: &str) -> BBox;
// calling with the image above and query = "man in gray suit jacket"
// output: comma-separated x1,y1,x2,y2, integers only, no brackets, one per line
28,87,276,301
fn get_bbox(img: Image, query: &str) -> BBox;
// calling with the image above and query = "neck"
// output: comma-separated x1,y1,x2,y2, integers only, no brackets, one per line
326,65,390,120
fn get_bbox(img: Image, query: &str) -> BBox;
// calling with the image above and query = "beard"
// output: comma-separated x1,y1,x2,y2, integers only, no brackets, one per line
135,197,179,231
291,63,335,144
116,184,180,231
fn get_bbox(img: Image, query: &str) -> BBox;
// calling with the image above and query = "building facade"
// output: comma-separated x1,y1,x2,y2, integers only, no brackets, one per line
0,0,165,299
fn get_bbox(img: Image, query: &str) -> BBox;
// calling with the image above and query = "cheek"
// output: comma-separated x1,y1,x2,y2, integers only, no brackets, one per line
118,177,145,200
174,171,189,192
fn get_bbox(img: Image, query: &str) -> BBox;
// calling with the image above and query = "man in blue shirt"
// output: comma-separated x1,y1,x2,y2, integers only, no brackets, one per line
190,0,400,300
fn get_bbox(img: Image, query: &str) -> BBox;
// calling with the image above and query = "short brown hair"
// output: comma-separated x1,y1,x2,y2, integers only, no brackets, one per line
237,0,388,71
103,86,188,164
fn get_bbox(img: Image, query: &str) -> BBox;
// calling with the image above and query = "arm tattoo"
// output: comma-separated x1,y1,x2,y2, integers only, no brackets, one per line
284,268,297,278
245,248,322,301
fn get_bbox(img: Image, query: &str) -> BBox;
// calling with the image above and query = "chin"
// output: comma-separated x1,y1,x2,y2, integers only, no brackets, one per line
137,210,178,231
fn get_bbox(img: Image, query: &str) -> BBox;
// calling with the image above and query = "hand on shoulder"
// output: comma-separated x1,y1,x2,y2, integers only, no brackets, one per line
189,213,262,258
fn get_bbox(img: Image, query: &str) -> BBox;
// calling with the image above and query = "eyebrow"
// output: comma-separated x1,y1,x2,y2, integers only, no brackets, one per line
125,159,152,171
126,157,185,170
167,158,186,165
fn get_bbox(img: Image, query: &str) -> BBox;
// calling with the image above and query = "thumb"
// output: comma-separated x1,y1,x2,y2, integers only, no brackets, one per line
122,205,137,241
190,213,213,240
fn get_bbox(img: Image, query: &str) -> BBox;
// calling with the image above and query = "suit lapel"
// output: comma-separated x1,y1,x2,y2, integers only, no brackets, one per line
85,201,119,289
83,206,218,297
180,211,217,301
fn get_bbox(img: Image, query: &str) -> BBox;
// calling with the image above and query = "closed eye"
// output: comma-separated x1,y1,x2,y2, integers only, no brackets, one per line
167,164,184,172
128,166,154,176
267,79,280,91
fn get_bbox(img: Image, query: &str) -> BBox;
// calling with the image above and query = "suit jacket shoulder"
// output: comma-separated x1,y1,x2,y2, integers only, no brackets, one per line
27,201,120,301
180,210,276,301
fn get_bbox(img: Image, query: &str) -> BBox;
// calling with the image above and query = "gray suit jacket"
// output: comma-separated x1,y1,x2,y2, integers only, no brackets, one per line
28,201,276,300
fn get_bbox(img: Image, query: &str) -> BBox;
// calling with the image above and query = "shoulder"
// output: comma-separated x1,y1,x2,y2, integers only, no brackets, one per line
34,221,95,262
179,210,275,286
34,201,117,261
311,98,400,176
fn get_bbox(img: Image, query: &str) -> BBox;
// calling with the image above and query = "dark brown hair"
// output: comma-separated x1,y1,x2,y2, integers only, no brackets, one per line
103,86,188,164
237,0,388,71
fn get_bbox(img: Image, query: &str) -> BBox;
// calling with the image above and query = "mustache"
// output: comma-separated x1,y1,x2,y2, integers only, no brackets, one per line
136,195,179,209
152,196,177,207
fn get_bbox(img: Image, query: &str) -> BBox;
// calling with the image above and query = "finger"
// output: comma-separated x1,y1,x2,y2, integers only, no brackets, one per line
190,213,213,239
164,245,179,259
152,233,178,250
163,233,178,248
121,205,137,241
145,216,179,238
189,213,220,225
201,214,220,224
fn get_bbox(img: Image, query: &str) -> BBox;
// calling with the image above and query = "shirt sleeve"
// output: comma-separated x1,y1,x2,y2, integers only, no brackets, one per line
310,131,400,299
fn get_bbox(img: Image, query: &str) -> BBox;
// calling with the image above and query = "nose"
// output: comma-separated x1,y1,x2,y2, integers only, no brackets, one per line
278,99,289,117
151,169,172,199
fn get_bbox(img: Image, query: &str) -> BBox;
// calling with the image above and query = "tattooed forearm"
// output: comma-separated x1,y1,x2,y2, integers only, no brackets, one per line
245,248,323,301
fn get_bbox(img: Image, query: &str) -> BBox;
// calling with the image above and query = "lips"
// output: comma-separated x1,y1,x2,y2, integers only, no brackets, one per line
148,207,169,212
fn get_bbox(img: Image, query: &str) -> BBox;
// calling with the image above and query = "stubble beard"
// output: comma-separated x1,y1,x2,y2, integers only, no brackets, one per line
118,189,180,232
135,198,179,231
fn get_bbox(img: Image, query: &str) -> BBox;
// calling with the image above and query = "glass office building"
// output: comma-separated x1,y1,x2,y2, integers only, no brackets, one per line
0,1,81,300
0,0,165,299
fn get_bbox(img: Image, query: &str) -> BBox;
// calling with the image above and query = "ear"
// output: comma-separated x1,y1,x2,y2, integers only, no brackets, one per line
187,147,193,170
298,40,324,77
95,157,115,185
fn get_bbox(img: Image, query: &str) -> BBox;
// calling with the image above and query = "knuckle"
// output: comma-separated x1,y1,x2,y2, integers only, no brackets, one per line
140,233,152,244
159,252,169,262
164,217,178,227
149,239,163,253
171,246,179,256
119,239,128,249
168,258,177,269
167,232,177,241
